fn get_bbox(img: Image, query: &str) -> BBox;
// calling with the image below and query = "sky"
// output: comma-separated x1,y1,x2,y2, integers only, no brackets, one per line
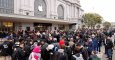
80,0,115,22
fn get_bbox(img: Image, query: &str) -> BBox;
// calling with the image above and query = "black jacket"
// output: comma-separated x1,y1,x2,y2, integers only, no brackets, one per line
80,47,89,60
64,46,72,60
24,45,31,57
12,47,25,60
106,39,113,49
0,41,12,56
56,51,68,60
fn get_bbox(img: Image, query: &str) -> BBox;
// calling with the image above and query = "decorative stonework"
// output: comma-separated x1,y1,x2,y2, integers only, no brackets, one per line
57,5,64,19
34,0,47,18
0,0,14,14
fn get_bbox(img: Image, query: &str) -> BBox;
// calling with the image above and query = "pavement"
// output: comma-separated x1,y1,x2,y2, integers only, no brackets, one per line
101,35,115,60
100,46,115,60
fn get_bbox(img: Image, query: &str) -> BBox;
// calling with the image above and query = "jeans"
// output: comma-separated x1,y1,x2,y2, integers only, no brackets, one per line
93,46,98,51
107,49,113,58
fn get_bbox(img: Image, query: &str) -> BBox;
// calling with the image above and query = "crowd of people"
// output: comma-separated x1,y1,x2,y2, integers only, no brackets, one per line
0,28,115,60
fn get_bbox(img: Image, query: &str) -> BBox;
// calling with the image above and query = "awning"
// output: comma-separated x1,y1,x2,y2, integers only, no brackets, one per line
0,13,76,25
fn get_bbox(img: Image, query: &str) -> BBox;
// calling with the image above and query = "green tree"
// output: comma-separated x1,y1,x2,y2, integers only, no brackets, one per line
82,24,85,28
82,13,102,29
96,24,101,29
103,21,111,29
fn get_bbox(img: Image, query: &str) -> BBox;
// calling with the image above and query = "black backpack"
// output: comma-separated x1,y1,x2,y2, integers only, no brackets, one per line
0,42,9,56
12,50,19,60
57,51,68,60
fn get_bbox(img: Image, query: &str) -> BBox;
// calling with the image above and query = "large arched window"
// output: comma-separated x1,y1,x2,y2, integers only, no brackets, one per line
34,0,47,18
0,0,14,14
57,5,64,19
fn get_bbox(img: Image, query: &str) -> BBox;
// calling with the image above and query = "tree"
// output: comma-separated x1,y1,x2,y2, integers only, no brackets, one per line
96,24,101,29
82,24,86,28
103,21,111,29
82,13,103,29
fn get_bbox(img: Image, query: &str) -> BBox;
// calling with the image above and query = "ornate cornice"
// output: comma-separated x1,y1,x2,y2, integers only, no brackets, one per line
63,0,81,7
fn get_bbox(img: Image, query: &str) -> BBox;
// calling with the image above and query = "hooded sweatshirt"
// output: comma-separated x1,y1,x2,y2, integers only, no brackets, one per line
59,40,65,48
29,46,41,60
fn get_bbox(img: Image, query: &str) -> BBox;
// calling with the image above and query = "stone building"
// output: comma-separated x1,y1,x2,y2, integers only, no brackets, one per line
0,0,83,32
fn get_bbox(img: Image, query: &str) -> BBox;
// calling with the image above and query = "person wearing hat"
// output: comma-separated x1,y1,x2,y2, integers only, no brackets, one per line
29,46,41,60
41,44,54,60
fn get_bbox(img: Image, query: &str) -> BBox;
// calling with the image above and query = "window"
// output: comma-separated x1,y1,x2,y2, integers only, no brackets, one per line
57,5,64,19
26,12,29,15
34,0,47,17
0,8,3,13
3,22,13,27
0,0,1,7
1,0,3,7
54,27,57,30
3,0,6,7
26,27,30,31
6,0,8,8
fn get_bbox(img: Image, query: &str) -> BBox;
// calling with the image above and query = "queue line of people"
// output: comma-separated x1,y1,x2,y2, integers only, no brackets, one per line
0,29,114,60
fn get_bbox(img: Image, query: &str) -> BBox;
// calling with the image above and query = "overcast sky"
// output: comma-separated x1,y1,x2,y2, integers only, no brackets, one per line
80,0,115,22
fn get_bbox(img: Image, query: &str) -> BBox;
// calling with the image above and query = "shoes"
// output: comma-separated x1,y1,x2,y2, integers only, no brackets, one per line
108,58,112,60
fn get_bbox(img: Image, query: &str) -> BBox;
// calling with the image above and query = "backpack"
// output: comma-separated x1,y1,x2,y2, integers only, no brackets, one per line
58,52,67,60
57,49,68,60
73,53,84,60
31,52,40,60
34,55,39,60
0,42,9,56
12,50,19,60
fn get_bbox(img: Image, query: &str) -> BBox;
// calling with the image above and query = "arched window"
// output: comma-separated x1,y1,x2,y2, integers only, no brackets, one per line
34,0,47,18
0,0,14,14
57,5,64,19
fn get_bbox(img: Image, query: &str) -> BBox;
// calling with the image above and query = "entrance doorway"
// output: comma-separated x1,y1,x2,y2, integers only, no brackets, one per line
58,25,65,30
34,23,52,31
0,22,14,32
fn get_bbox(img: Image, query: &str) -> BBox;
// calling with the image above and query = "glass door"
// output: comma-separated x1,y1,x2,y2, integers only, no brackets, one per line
0,22,14,32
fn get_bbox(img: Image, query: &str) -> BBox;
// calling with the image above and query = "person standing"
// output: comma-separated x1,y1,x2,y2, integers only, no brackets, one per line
106,36,113,60
0,39,12,60
92,34,98,51
72,43,89,60
29,46,41,60
12,43,26,60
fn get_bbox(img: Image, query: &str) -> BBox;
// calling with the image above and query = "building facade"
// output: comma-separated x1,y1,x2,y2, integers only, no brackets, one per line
0,0,83,32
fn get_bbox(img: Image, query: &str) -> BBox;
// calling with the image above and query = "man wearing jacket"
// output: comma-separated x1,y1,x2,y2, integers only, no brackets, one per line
106,36,113,60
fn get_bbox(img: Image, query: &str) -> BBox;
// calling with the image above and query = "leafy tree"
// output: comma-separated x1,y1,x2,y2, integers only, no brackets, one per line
82,13,102,29
82,24,85,28
96,24,101,29
103,21,111,29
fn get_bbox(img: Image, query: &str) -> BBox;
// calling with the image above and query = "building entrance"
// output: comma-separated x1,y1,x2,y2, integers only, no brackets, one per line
0,22,14,32
34,23,52,31
58,25,65,30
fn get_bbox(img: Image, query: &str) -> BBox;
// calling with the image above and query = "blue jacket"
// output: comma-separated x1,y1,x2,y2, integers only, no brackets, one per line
92,38,98,48
88,41,93,52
